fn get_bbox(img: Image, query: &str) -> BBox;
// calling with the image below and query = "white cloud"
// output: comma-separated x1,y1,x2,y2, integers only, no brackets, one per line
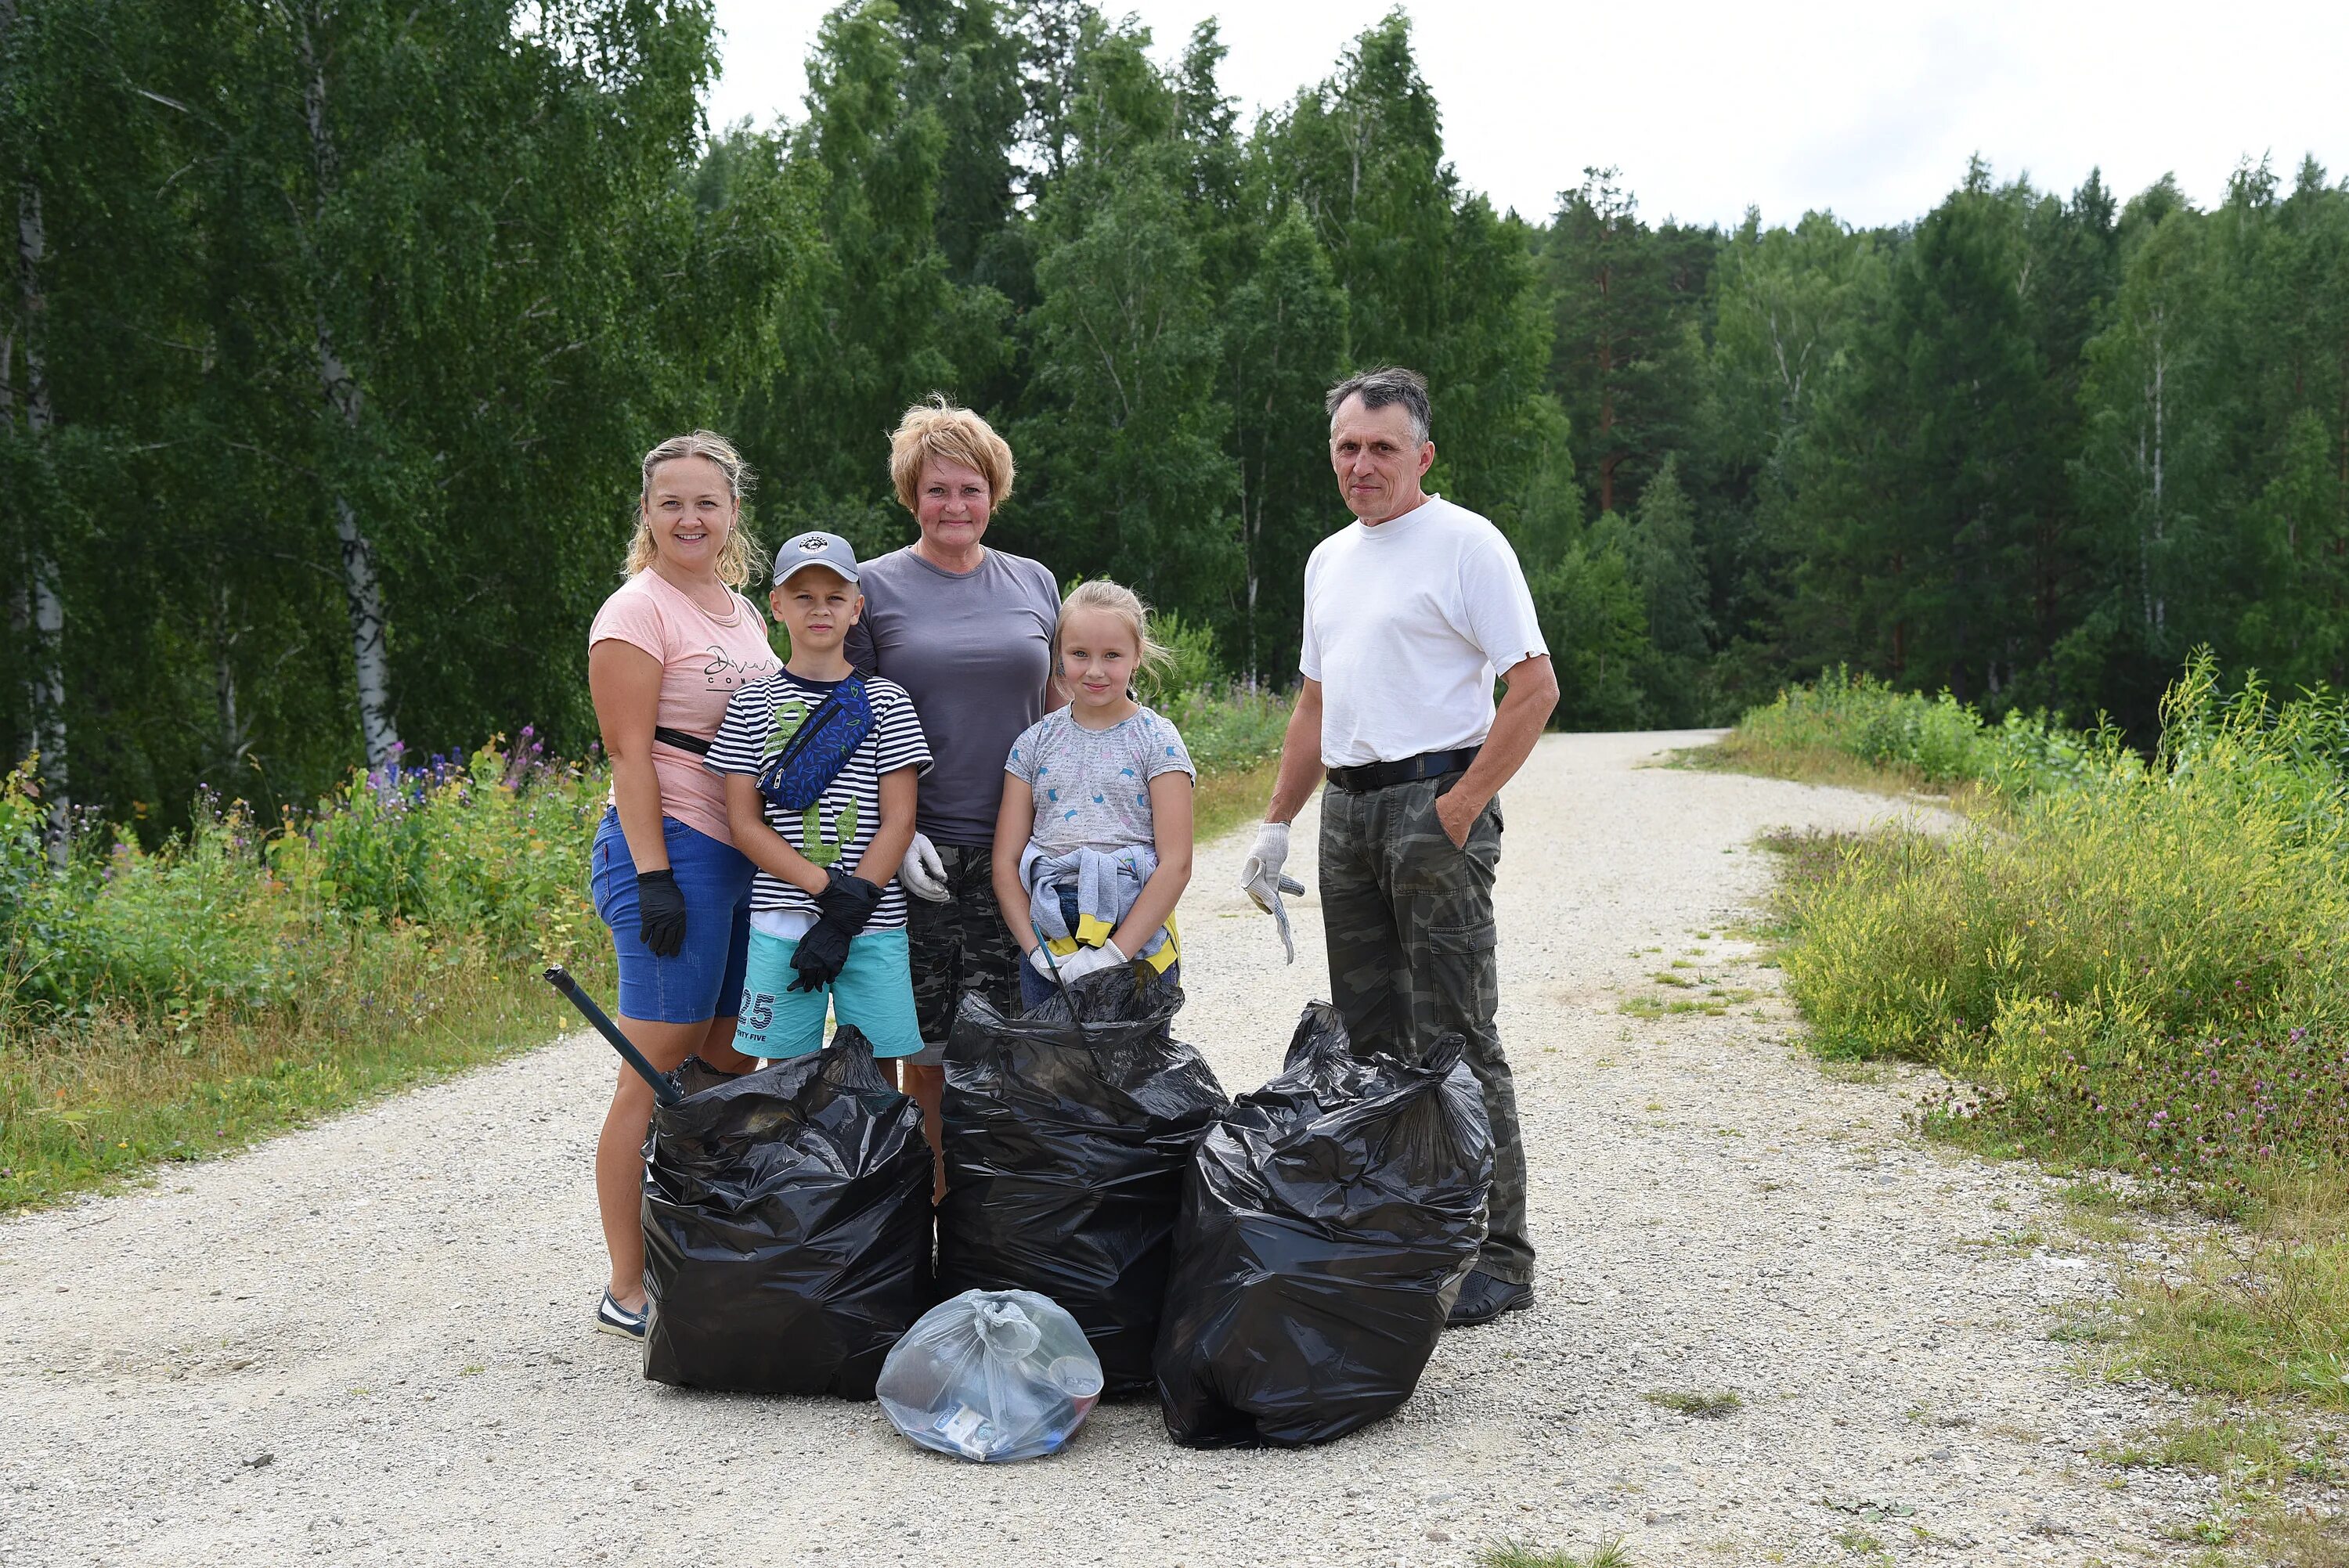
706,0,2349,229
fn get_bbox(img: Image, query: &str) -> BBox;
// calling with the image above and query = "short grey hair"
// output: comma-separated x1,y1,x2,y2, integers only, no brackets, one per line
1325,366,1431,445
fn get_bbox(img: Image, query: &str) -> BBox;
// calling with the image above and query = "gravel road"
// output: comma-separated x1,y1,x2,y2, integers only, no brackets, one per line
2,733,2214,1566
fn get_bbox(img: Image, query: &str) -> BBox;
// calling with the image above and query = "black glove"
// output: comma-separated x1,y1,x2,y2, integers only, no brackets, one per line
815,867,884,935
787,869,885,993
634,867,687,958
787,916,852,993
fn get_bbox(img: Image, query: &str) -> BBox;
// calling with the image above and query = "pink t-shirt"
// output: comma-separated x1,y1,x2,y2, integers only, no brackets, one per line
589,568,781,845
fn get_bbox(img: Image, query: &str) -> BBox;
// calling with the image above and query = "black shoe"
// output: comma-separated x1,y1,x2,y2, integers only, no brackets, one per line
1445,1270,1533,1328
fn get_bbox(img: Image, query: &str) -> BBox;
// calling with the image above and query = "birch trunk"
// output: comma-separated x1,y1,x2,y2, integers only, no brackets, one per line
316,319,399,767
300,9,400,768
17,173,70,860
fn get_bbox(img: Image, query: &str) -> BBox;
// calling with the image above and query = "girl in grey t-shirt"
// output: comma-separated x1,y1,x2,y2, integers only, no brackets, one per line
990,581,1196,1006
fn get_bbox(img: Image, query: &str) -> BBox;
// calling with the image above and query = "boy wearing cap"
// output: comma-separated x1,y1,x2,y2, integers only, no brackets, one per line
705,532,932,1065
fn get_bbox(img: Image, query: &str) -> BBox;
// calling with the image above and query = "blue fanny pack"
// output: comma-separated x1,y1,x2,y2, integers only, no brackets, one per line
756,677,874,811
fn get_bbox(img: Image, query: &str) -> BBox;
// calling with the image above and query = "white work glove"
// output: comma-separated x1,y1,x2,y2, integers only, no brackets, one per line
1027,943,1060,982
900,832,950,903
1055,939,1127,986
1239,821,1290,906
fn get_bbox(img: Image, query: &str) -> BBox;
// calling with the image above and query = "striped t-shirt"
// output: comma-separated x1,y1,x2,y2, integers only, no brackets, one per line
704,670,931,927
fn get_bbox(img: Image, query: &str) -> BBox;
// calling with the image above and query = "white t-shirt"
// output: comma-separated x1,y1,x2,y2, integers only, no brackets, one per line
1299,494,1548,769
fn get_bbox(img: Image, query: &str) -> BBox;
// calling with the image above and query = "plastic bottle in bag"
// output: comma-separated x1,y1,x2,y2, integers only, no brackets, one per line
877,1289,1105,1462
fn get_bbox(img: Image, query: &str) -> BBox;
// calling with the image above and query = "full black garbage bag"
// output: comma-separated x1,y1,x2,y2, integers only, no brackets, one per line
1153,1001,1494,1447
641,1027,932,1399
937,965,1229,1394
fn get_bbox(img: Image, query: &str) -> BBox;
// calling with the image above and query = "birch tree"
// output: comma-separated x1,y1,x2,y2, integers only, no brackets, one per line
0,0,67,852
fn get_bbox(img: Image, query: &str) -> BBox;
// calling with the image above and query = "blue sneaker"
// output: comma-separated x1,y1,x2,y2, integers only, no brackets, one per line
594,1290,646,1340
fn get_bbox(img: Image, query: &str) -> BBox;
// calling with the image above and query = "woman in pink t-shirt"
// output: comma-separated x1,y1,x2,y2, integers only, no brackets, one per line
583,430,781,1341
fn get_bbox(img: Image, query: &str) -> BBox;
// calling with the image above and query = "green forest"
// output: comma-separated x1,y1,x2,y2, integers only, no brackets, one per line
5,0,2347,838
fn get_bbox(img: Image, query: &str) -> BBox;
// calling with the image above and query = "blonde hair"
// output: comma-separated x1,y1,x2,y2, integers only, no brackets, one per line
889,395,1016,513
625,431,767,589
1058,579,1174,691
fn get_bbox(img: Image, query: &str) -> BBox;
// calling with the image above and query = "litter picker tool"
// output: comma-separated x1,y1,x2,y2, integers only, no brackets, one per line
1031,920,1084,1022
544,964,680,1108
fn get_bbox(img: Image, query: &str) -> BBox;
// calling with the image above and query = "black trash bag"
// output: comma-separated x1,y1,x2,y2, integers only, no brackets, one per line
937,964,1229,1394
1153,1001,1494,1447
641,1026,932,1399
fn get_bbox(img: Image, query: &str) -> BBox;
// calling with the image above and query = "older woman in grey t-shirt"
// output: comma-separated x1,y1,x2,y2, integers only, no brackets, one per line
845,398,1057,1175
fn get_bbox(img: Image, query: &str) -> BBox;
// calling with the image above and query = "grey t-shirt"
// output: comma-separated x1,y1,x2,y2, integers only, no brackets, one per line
1006,705,1196,857
846,545,1060,847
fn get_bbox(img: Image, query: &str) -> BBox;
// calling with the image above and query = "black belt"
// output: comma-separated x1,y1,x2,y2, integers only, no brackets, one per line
1326,746,1480,794
652,726,711,755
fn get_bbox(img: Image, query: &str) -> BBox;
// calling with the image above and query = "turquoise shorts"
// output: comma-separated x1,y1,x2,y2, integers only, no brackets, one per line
736,925,923,1059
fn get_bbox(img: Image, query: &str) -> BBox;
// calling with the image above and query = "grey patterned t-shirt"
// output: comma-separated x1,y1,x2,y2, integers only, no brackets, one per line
1005,705,1195,857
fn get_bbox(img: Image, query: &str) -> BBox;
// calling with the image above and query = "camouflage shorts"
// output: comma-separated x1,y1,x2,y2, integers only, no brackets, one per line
904,842,1022,1064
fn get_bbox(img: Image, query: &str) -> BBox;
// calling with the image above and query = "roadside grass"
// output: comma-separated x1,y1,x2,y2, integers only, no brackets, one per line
0,735,609,1213
1164,679,1288,845
1686,664,2107,800
1,948,610,1210
1677,729,1951,802
1643,1387,1742,1418
1193,755,1283,847
1480,1541,1633,1568
2,685,1290,1213
1736,657,2349,1532
2095,1401,2346,1566
2112,1173,2349,1412
2250,1508,2349,1568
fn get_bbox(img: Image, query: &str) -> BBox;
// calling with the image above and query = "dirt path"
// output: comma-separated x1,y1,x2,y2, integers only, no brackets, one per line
1,733,2209,1566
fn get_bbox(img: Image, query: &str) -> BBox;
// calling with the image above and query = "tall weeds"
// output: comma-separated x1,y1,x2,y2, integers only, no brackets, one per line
1713,665,2117,796
0,733,607,1207
1750,655,2349,1414
1775,657,2349,1188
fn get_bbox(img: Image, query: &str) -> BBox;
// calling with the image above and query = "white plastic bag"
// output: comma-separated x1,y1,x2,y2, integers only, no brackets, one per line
877,1289,1104,1462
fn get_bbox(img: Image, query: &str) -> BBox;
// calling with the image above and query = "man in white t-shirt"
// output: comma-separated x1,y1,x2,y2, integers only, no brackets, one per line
1240,366,1559,1327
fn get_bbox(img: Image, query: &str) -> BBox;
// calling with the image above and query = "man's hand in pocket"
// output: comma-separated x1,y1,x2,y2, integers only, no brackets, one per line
1434,784,1483,848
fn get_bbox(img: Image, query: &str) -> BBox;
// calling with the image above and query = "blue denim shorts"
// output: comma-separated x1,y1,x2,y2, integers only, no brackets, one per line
590,808,752,1025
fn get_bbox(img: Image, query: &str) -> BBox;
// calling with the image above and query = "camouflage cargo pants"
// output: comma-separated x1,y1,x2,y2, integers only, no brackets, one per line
907,842,1023,1059
1319,775,1533,1284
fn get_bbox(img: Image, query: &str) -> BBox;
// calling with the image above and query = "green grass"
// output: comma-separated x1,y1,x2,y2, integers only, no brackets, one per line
1193,755,1283,847
0,735,611,1212
1741,655,2349,1433
1643,1386,1742,1418
2246,1507,2349,1568
1480,1542,1633,1568
2113,1174,2349,1411
1159,679,1290,777
2095,1404,2346,1567
1,950,608,1209
1691,664,2106,798
1759,661,2349,1186
1167,681,1290,845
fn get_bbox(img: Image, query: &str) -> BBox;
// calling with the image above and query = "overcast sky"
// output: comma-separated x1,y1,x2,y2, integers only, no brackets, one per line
706,1,2349,230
